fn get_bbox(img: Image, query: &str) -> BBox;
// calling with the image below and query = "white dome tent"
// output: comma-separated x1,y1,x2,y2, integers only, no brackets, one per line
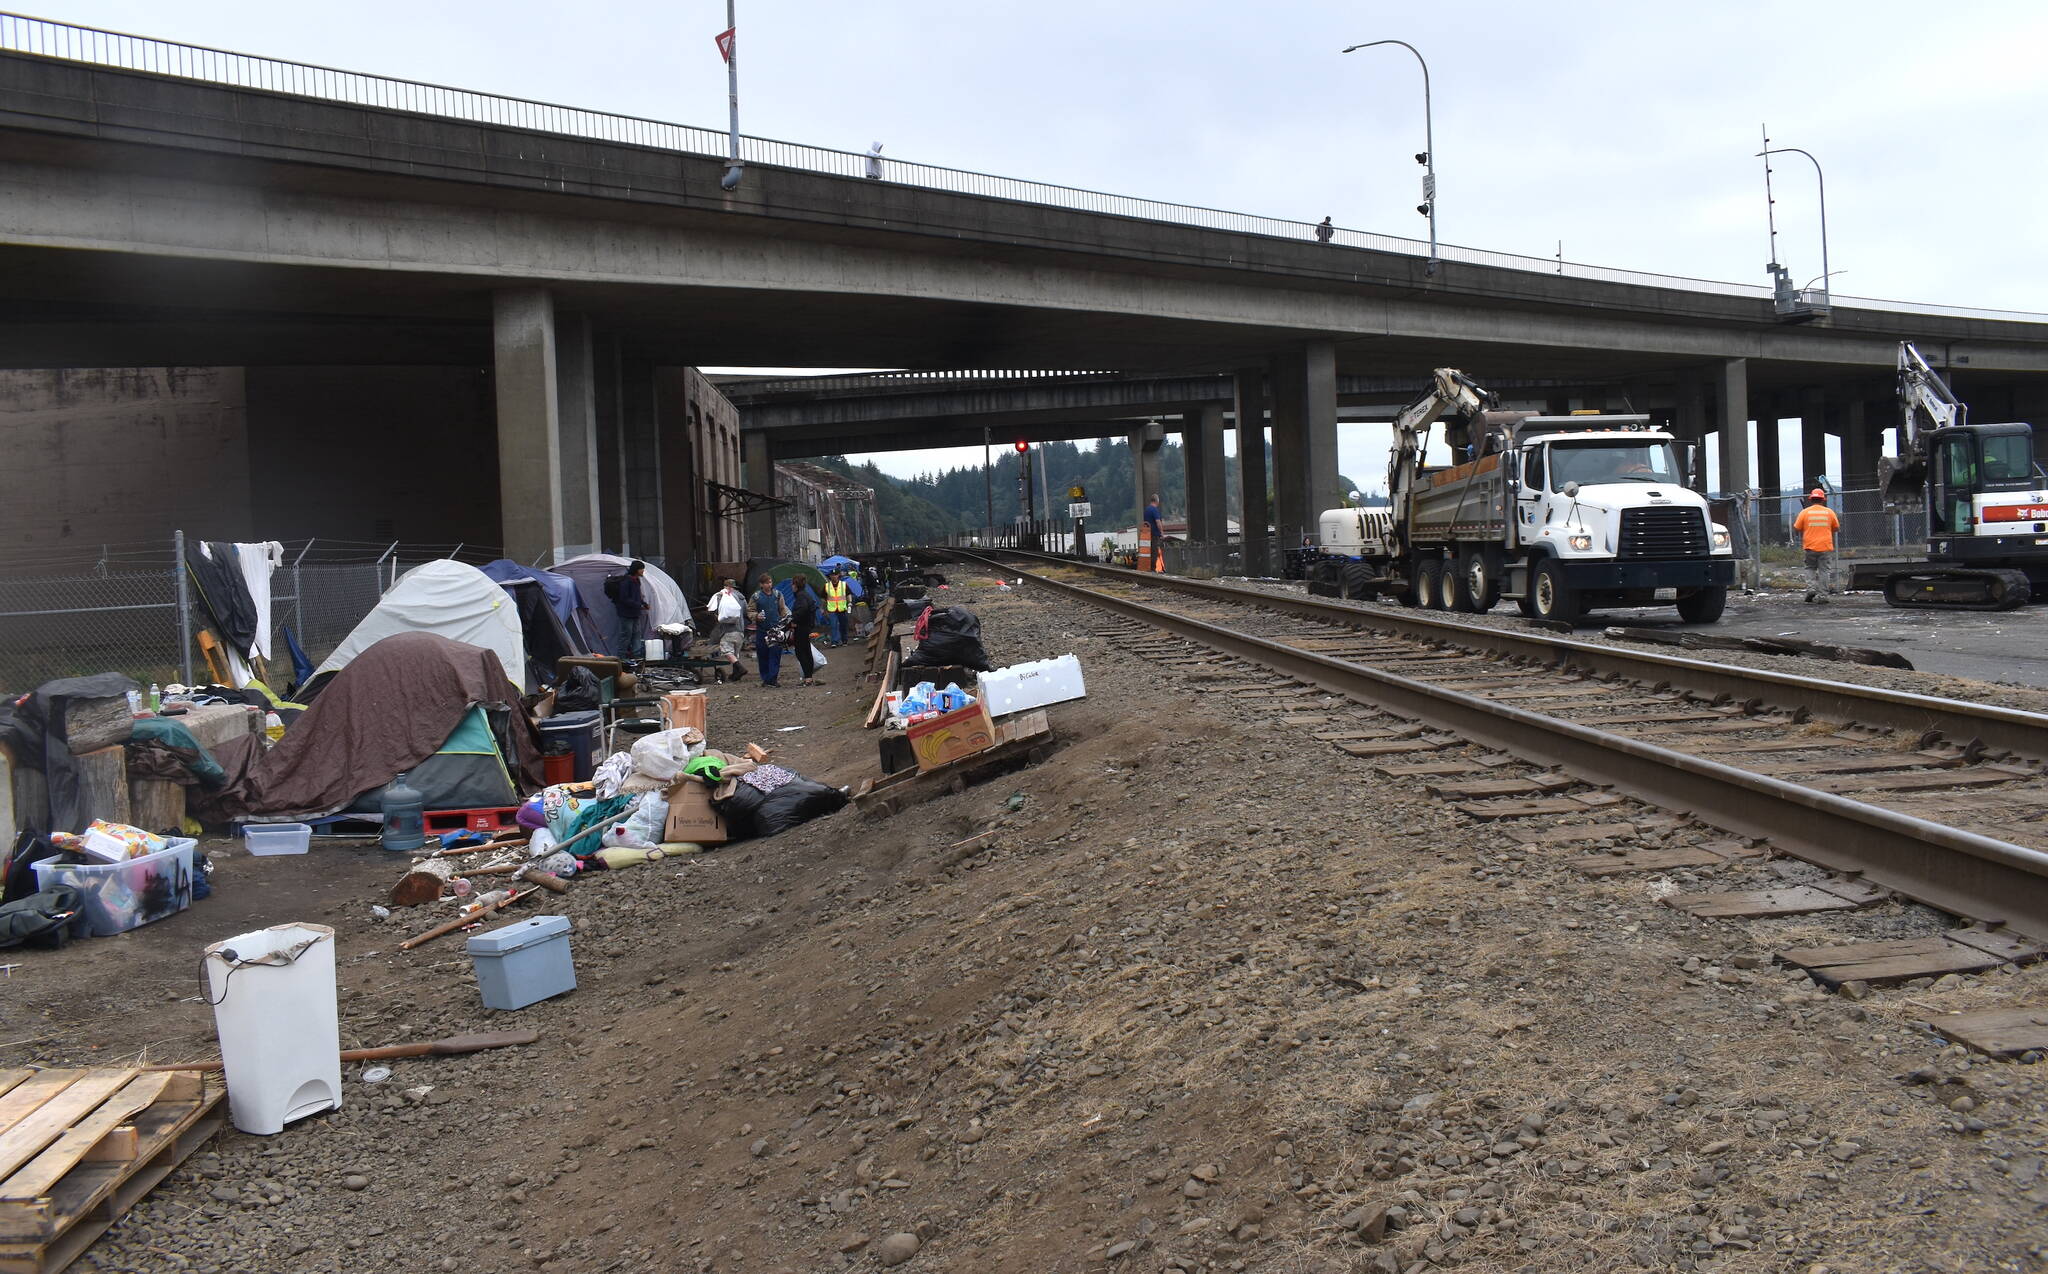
310,560,528,693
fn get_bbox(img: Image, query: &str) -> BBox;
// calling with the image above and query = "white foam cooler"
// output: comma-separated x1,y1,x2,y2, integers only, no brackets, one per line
978,653,1087,716
204,922,342,1135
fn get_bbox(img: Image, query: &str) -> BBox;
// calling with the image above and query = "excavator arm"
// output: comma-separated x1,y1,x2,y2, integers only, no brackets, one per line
1879,341,1966,511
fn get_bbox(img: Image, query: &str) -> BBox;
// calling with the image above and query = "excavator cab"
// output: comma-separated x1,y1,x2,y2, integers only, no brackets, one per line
1926,424,2040,536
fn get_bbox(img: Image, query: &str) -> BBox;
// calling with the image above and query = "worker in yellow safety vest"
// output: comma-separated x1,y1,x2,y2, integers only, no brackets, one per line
822,571,851,646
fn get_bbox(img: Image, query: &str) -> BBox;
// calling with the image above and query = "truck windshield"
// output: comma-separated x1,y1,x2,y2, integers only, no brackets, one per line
1548,439,1680,490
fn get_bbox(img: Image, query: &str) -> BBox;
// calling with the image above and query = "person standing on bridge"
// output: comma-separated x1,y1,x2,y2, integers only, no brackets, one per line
1315,216,1334,244
1792,489,1842,603
865,142,885,179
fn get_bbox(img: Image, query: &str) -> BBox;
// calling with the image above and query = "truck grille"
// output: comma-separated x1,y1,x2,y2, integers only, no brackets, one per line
1618,507,1709,559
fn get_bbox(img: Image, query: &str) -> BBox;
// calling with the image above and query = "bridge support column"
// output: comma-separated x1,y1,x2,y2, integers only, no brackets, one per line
619,358,662,556
1714,358,1751,495
1674,377,1709,492
1268,341,1338,546
1841,398,1882,529
555,312,599,558
743,429,776,558
1183,404,1227,547
592,333,627,553
492,288,565,565
1234,367,1271,575
1130,420,1164,547
1799,387,1829,495
1755,400,1785,541
655,368,699,568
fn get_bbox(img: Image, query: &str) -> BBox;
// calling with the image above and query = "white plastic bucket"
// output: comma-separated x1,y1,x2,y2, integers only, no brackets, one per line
204,922,341,1135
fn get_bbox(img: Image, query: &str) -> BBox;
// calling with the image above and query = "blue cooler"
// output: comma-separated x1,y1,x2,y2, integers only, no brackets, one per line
537,710,602,781
465,915,575,1010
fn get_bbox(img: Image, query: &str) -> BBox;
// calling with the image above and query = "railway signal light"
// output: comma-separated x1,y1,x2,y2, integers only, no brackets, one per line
1014,440,1029,454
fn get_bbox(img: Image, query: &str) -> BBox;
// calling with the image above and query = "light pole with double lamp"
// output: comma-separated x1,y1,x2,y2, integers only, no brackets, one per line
1342,39,1436,273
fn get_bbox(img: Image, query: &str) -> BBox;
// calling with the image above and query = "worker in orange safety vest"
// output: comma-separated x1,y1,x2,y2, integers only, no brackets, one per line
1790,489,1841,603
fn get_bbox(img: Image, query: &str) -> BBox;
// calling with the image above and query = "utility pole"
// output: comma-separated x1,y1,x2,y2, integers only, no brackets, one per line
982,428,994,544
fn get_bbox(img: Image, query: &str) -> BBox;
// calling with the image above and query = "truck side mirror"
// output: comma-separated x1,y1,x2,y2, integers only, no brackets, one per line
1562,481,1580,498
1681,442,1701,489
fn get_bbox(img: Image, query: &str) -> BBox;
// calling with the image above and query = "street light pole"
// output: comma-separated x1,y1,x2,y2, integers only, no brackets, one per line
1756,143,1829,306
719,0,743,190
1342,39,1436,273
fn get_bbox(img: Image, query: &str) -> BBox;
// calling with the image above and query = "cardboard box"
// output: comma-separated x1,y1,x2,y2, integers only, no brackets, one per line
663,777,729,845
906,700,997,772
659,690,708,735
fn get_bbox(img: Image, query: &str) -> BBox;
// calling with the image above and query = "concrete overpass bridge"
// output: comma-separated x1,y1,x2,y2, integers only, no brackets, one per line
3,13,2047,565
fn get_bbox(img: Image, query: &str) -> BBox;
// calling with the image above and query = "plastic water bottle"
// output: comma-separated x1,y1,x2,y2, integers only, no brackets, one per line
379,772,426,853
147,683,161,714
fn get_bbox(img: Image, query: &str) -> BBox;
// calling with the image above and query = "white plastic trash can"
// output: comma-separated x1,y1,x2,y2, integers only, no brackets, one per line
204,922,342,1135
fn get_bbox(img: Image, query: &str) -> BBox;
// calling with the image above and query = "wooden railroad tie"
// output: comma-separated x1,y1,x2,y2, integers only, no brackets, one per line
1918,1004,2048,1059
1662,876,1888,919
1778,929,2045,990
1576,839,1764,877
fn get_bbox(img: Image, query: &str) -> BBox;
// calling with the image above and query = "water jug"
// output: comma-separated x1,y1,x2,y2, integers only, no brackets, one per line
379,771,426,852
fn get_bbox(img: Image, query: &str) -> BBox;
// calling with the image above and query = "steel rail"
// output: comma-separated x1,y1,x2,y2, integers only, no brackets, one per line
955,551,2048,943
973,550,2048,761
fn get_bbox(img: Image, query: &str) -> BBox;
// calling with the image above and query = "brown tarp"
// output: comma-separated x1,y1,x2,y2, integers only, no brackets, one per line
193,631,543,823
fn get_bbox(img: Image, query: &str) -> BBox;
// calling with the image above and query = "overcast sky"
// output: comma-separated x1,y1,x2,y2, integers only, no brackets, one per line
40,0,2048,485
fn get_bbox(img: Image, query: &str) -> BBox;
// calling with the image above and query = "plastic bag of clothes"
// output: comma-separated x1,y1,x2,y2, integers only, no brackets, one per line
620,728,706,793
713,764,847,839
555,665,603,713
605,792,670,849
904,605,991,671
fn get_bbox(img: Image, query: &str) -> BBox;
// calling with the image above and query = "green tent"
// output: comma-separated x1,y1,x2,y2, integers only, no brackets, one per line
347,704,520,813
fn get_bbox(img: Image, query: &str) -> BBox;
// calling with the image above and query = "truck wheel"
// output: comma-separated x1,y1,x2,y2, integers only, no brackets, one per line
1416,558,1444,610
1676,585,1727,624
1455,549,1501,613
1341,563,1378,601
1531,558,1580,624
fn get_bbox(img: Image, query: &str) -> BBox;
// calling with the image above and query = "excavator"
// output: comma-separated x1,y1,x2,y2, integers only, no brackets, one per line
1876,343,2048,610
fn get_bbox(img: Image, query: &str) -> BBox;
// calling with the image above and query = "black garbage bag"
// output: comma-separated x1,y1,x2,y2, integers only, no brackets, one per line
905,605,991,671
555,665,603,713
754,777,847,837
712,766,847,840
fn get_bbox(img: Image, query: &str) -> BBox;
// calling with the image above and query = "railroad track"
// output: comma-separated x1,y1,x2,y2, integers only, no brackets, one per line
947,551,2048,1049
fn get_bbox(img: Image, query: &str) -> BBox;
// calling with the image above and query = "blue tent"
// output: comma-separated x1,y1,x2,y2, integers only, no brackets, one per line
480,560,604,653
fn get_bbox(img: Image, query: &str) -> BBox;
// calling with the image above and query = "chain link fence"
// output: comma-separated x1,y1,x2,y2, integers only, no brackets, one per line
0,536,500,695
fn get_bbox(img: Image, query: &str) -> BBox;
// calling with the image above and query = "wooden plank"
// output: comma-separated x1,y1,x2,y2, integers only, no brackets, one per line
1338,738,1452,757
1426,774,1576,801
1577,846,1739,877
1664,879,1887,919
1759,752,1962,777
1311,728,1410,742
1375,761,1490,778
0,1080,79,1142
1818,765,2034,794
0,1074,177,1203
1779,935,1954,966
0,1079,30,1106
1920,1005,2048,1058
1455,792,1625,819
0,1073,133,1186
1507,821,1645,846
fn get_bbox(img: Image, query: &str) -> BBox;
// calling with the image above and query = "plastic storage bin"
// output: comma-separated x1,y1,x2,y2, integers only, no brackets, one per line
978,653,1087,717
243,823,311,856
34,838,196,936
466,915,576,1010
204,922,341,1135
538,710,602,781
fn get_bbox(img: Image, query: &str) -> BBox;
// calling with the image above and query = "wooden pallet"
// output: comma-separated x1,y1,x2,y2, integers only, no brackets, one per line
0,1068,224,1274
854,713,1052,817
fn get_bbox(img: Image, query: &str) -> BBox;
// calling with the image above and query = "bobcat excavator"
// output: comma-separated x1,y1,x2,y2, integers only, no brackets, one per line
1876,342,2048,609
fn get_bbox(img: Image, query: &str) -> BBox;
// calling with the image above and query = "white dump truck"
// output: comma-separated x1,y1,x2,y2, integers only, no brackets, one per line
1298,368,1737,623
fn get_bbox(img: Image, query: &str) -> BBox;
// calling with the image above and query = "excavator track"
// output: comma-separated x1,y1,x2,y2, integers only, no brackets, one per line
1882,567,2033,611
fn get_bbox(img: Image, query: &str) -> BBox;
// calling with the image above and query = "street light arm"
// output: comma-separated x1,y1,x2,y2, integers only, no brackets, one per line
1756,145,1829,300
1342,39,1437,271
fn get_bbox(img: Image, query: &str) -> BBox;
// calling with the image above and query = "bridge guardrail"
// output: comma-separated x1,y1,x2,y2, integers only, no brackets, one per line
3,11,2045,324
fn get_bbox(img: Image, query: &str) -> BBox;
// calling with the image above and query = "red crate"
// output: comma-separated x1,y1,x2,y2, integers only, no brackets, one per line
422,806,521,834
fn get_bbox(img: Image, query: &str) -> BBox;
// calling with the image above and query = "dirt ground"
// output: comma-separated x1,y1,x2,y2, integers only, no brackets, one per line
6,571,2047,1274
